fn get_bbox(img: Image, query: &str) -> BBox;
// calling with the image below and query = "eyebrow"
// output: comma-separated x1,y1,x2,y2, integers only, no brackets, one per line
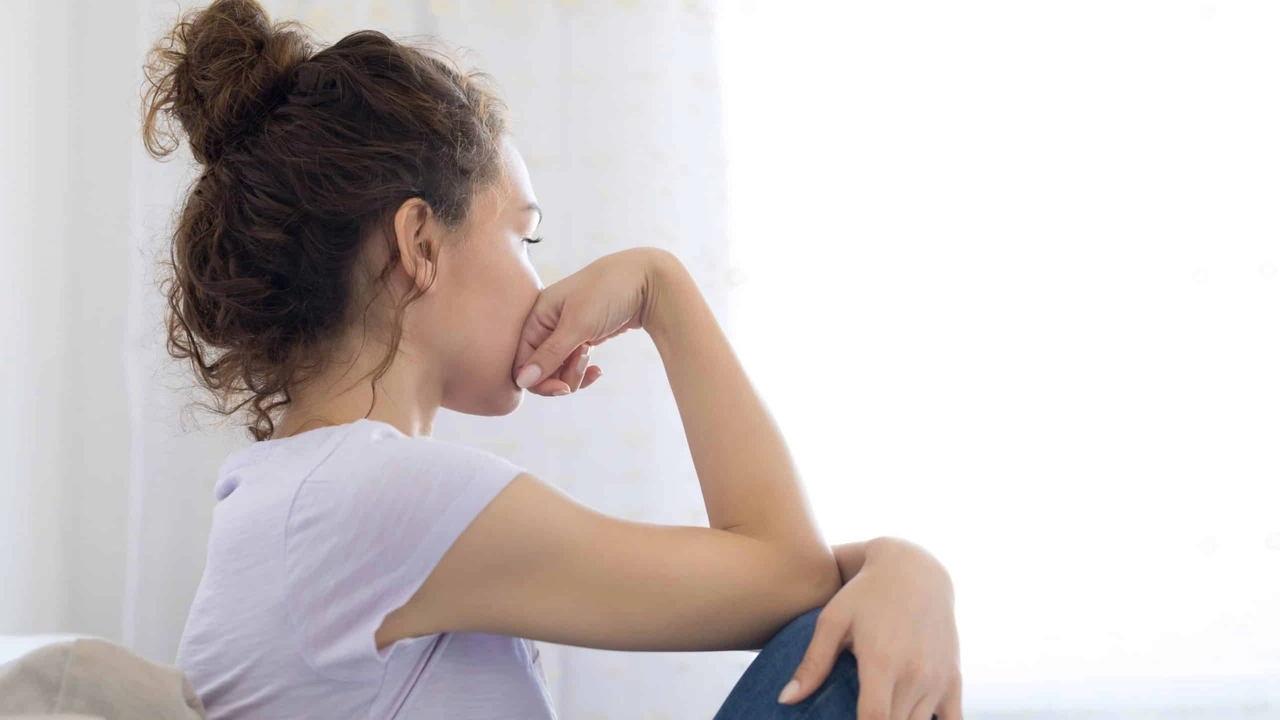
524,202,543,230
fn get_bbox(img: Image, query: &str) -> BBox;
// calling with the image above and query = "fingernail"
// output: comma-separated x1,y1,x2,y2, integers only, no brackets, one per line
777,679,800,704
553,388,570,396
516,364,542,389
574,352,589,375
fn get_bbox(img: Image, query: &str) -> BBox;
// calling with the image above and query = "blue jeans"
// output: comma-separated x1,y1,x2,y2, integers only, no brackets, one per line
713,609,860,719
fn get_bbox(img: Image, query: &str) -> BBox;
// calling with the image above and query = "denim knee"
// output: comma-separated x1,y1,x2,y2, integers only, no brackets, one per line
713,608,861,720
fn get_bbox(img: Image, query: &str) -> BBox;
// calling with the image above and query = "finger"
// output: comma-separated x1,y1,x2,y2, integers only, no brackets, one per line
579,365,604,390
891,670,927,720
528,376,572,397
777,614,845,705
906,693,940,720
526,349,585,397
515,320,585,390
935,678,963,720
512,293,562,377
856,668,894,720
561,345,591,393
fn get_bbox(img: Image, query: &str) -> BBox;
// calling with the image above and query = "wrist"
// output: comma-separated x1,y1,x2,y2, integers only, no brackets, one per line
866,536,955,596
864,535,900,557
639,248,691,338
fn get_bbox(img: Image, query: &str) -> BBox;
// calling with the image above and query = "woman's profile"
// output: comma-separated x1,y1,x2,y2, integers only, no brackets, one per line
140,1,962,718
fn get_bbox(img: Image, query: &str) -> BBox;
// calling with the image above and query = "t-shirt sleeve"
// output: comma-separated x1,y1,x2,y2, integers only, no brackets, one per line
283,434,523,681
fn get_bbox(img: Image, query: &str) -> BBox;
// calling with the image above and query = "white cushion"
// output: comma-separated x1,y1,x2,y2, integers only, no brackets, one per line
0,634,90,666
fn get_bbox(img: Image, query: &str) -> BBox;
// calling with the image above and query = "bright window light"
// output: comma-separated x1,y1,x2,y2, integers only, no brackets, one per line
717,2,1280,715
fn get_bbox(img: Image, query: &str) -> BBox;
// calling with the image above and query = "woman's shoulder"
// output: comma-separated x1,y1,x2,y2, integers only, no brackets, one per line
331,418,524,482
284,419,525,522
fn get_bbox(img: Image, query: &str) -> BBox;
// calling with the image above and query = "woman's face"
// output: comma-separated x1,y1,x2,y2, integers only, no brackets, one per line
403,137,546,416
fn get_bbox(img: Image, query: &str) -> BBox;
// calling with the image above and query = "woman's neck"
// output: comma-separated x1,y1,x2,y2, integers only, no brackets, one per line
274,339,443,439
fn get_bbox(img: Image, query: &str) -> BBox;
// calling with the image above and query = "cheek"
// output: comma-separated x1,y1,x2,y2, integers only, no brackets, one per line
476,252,541,365
515,258,543,316
472,268,539,414
437,248,543,415
500,261,542,354
504,246,542,314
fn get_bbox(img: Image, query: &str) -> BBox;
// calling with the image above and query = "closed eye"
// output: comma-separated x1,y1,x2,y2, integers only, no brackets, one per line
522,236,543,245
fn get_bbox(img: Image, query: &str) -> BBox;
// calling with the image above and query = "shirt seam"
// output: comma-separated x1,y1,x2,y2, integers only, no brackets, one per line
279,427,526,694
362,461,524,698
530,641,558,718
373,631,454,720
281,421,377,685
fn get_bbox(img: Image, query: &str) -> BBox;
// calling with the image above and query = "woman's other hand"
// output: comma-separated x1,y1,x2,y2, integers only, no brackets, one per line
780,537,962,720
512,247,674,397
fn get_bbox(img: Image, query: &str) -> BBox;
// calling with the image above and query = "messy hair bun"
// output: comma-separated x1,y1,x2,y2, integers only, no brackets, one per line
142,0,309,165
141,0,509,441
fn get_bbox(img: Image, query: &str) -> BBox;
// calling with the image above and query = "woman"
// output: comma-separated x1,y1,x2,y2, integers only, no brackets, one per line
142,2,962,718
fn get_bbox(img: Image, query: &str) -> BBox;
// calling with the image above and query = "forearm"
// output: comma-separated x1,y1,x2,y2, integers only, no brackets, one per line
643,252,835,581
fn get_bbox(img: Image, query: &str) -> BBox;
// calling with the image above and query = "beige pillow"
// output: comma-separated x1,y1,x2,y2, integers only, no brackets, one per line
0,638,206,720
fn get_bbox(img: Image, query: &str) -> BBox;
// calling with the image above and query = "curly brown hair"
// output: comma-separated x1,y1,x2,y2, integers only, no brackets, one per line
140,0,509,441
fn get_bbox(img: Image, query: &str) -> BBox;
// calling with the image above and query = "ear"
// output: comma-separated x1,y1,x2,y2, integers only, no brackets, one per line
393,197,441,292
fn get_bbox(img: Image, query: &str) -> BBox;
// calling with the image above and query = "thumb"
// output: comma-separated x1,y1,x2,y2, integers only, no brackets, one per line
778,615,845,705
514,317,583,389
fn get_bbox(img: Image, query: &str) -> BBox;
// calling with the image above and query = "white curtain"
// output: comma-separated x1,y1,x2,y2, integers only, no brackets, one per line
719,2,1280,718
13,1,1273,718
2,0,134,649
4,0,746,718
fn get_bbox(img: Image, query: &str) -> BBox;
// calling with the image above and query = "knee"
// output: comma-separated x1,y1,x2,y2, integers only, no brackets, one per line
714,607,862,719
764,608,862,706
762,608,824,658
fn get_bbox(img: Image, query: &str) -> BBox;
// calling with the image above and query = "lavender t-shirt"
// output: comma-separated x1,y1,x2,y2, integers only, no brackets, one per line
176,417,557,720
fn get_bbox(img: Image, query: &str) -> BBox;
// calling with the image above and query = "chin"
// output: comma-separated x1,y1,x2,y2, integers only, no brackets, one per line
444,387,524,417
492,388,524,416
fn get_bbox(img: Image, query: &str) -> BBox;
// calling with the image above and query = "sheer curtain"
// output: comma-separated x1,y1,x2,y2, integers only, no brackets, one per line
123,1,749,718
718,1,1280,717
1,0,135,647
5,0,744,716
10,0,1273,717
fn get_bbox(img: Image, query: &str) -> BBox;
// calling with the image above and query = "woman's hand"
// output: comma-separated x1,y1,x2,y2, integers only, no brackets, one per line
512,247,671,397
780,537,962,720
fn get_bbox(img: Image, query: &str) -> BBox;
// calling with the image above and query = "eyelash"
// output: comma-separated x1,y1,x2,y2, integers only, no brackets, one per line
522,236,543,245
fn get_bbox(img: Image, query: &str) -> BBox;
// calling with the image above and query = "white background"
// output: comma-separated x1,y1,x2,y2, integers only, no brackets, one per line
719,0,1280,714
3,0,1277,717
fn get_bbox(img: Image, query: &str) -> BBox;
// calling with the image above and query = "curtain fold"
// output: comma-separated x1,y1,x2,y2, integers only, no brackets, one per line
125,1,742,717
3,1,739,715
1,0,134,645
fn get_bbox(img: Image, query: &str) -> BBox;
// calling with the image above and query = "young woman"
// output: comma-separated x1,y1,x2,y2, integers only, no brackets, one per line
142,2,962,718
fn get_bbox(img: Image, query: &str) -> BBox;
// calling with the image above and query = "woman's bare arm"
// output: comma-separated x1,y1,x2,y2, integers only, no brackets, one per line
377,249,842,651
644,251,835,559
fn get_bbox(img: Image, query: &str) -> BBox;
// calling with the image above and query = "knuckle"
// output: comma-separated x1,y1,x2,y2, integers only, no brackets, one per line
923,670,946,692
539,338,571,361
901,658,924,681
911,653,931,676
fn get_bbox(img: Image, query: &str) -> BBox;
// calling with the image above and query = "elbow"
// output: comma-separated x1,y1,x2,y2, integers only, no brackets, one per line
787,545,843,611
812,547,844,603
743,544,843,650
